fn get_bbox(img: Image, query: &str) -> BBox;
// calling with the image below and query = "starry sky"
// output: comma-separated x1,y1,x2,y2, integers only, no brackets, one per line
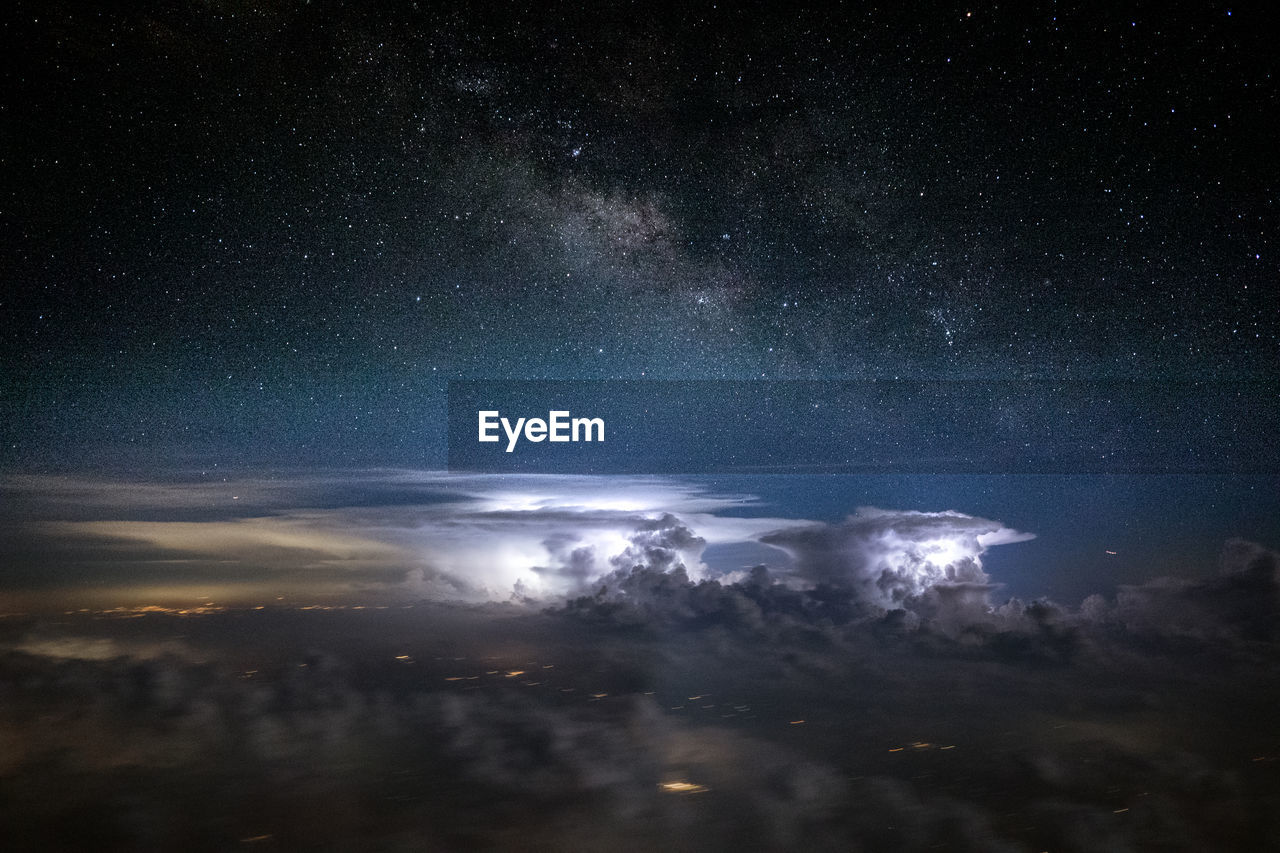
5,0,1276,466
2,1,1277,604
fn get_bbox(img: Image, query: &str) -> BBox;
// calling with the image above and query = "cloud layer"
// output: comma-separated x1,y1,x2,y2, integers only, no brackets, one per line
2,534,1278,850
1,472,1035,613
4,471,1279,849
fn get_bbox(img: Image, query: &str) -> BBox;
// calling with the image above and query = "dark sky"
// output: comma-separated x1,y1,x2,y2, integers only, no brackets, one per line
4,0,1276,467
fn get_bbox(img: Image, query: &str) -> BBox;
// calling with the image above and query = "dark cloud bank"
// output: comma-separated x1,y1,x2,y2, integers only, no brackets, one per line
2,531,1279,851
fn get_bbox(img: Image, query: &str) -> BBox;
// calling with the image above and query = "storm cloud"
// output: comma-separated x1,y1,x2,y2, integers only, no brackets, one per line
761,507,1034,607
0,472,796,607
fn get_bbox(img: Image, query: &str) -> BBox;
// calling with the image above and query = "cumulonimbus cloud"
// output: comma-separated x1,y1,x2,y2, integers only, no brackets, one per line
0,472,803,606
761,507,1035,608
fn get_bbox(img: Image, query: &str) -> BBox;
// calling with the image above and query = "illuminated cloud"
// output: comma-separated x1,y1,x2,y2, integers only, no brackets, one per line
762,507,1035,608
1,472,803,606
4,473,1036,614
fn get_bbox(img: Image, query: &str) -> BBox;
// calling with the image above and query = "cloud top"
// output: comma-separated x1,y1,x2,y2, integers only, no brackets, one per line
763,507,1034,608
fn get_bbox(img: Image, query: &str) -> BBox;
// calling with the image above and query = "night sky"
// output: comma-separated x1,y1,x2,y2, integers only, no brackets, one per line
2,2,1280,850
5,1,1276,464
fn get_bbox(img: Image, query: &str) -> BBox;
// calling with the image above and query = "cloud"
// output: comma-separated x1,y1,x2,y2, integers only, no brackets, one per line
608,513,707,575
761,507,1034,608
0,471,804,607
1084,538,1280,646
4,532,1278,852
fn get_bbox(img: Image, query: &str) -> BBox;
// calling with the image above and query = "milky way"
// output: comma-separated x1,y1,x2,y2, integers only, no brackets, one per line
4,2,1277,468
